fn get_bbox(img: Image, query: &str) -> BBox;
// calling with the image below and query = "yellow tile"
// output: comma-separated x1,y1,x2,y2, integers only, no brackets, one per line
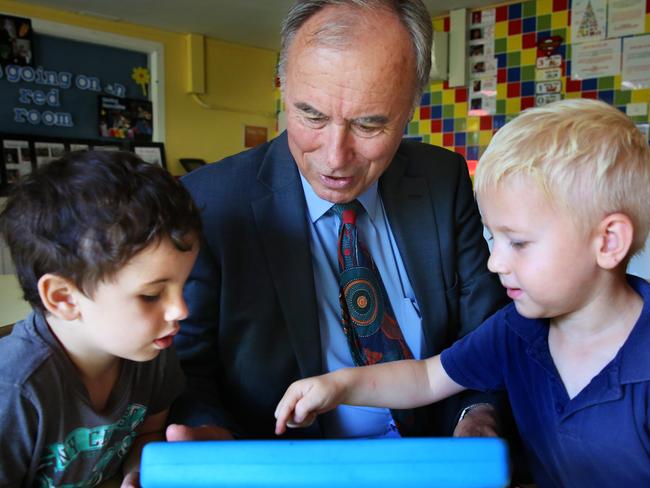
479,130,493,145
537,0,553,15
412,108,420,121
433,19,445,31
442,90,455,104
419,120,430,134
430,133,443,146
467,117,480,132
497,84,507,100
613,74,622,89
454,103,468,118
430,81,444,91
564,92,581,99
506,98,520,114
521,48,537,66
631,89,650,103
551,11,568,29
646,13,650,33
507,35,522,52
495,21,508,38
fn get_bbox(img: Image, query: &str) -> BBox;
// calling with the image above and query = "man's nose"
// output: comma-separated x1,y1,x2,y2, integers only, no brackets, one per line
325,124,353,170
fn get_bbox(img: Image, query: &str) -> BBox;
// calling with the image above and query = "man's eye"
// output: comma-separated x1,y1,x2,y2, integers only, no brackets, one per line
139,294,161,303
304,115,327,127
352,124,383,137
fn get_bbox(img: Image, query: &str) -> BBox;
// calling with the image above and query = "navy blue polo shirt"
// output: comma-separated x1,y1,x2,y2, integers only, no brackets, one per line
441,275,650,487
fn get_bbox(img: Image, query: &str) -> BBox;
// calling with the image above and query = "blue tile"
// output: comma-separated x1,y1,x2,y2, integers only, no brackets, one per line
454,132,466,146
496,53,508,68
521,81,535,96
537,31,551,42
507,67,521,82
443,118,454,132
558,45,566,58
508,3,522,19
565,60,571,76
523,17,536,33
582,78,597,90
431,105,442,119
598,90,614,104
467,146,479,160
493,115,506,129
420,92,431,106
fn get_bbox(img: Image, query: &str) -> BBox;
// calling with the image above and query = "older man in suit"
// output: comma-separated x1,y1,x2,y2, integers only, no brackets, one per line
167,0,508,441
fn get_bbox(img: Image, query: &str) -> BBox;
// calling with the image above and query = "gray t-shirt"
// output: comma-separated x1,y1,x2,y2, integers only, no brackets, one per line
0,311,185,487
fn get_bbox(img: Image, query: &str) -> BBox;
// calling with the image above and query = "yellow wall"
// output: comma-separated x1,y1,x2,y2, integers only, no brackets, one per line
0,0,278,175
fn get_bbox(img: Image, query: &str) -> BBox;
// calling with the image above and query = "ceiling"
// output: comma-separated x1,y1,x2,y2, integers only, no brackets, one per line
19,0,499,51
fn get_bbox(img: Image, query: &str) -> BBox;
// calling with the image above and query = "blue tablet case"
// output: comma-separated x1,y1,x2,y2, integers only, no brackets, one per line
140,437,509,487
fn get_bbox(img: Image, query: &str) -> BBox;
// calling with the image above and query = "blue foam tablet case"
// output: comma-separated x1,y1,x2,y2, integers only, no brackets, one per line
140,437,509,487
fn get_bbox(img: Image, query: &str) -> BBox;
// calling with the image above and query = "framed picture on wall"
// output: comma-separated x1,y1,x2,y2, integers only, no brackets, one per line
133,142,166,169
33,139,66,167
1,135,34,194
0,14,34,67
98,96,153,141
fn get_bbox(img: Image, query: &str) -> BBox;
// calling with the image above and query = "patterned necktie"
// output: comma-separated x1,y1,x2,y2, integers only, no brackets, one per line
333,201,416,433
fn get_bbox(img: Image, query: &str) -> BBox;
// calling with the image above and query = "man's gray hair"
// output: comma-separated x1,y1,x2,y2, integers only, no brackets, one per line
278,0,432,103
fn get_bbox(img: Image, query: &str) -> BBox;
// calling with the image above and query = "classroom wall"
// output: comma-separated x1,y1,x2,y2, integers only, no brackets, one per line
0,0,278,175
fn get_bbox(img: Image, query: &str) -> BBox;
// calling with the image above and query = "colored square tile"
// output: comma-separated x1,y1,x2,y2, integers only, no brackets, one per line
455,88,468,103
521,64,536,81
419,106,431,120
496,100,506,115
430,119,442,132
507,82,521,98
537,14,551,30
479,130,493,145
523,1,537,18
443,104,455,118
597,77,614,90
497,53,508,68
507,35,522,52
454,103,468,119
521,49,537,66
631,89,650,103
508,66,521,82
582,78,597,91
507,51,522,66
467,131,480,145
552,12,568,30
418,120,429,133
496,5,508,21
522,32,537,49
537,0,553,14
495,37,508,54
509,19,522,36
430,133,443,146
433,19,445,31
421,134,430,145
495,21,508,38
508,3,522,19
480,116,492,130
506,98,520,114
443,118,454,132
521,96,535,110
467,146,480,161
615,90,631,105
467,117,480,132
408,121,419,134
442,90,455,104
430,91,442,105
564,91,582,99
598,90,614,104
454,132,466,146
420,92,431,106
443,133,454,147
443,16,450,32
521,81,535,96
582,91,598,99
454,118,467,131
497,83,508,99
553,0,568,12
523,17,537,34
565,77,581,92
431,105,442,119
454,146,466,158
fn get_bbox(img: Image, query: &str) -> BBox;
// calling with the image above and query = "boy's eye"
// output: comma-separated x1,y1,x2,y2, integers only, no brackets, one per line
510,241,528,249
139,294,161,303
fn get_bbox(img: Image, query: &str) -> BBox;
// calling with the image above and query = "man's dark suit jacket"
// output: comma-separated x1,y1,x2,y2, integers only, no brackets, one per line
172,131,508,438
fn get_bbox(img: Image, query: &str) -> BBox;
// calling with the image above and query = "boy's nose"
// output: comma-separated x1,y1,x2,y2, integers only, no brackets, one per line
165,295,189,322
487,248,508,275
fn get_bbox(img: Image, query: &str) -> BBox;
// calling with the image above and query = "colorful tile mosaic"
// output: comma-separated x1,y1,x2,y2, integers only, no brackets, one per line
408,0,650,170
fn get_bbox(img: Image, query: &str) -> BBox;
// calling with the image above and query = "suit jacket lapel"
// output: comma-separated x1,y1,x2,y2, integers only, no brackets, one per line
380,150,445,352
250,133,323,379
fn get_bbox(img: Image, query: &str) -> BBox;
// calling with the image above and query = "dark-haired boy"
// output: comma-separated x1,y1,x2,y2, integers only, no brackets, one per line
0,151,202,488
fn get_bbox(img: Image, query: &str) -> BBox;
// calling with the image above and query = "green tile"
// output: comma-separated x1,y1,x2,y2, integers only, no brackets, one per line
507,51,521,66
408,121,419,134
495,38,507,54
422,134,431,144
551,28,566,39
615,90,631,105
537,14,551,30
597,77,614,90
430,91,442,104
443,104,455,118
467,131,480,145
630,115,646,123
455,118,467,131
521,65,536,81
497,100,506,114
506,114,517,122
523,0,536,17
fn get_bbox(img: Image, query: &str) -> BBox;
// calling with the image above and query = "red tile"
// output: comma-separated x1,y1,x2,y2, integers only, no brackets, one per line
443,133,454,146
553,0,568,11
455,146,466,157
420,106,431,119
523,33,537,49
565,78,581,92
496,5,508,21
508,19,522,36
480,116,492,130
498,68,507,83
443,80,450,90
455,88,468,103
507,82,521,98
647,0,650,13
521,96,535,110
582,91,598,99
430,120,442,133
444,16,450,32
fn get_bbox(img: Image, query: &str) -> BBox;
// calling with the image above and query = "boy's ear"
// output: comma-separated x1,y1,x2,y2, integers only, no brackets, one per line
594,212,634,270
37,274,81,321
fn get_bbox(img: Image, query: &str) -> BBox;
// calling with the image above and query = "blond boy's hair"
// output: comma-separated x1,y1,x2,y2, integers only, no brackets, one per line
474,99,650,255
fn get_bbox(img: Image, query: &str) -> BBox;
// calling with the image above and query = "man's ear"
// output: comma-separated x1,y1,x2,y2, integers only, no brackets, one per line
594,213,634,270
37,274,81,321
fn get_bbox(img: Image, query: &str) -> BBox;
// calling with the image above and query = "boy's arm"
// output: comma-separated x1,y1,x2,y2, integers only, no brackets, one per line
121,409,169,488
274,356,465,435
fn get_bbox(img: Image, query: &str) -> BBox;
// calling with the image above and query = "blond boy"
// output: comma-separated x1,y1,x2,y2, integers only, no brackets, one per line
275,99,650,486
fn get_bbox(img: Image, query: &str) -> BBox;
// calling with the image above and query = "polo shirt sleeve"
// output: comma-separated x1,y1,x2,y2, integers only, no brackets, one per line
440,307,508,392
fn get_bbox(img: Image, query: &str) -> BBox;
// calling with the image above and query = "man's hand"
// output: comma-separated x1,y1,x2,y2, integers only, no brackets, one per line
165,424,234,441
274,375,344,435
120,471,140,488
453,403,499,437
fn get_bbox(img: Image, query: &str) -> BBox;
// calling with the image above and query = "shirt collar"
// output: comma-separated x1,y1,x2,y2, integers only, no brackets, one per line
299,173,380,223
